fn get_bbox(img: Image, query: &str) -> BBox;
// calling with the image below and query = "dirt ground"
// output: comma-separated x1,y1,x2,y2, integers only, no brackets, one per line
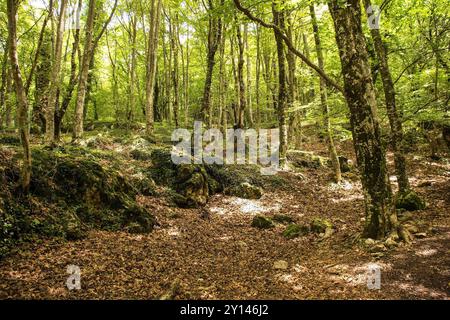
0,140,449,300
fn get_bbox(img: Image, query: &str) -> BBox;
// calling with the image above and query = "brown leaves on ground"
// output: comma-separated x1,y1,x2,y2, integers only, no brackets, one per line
0,141,449,299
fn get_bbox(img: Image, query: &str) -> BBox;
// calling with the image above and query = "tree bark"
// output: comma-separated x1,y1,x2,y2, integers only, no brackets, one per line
145,0,162,135
236,21,246,129
7,0,32,192
46,0,68,144
272,1,287,168
310,4,341,183
328,0,400,240
199,0,223,127
363,0,410,193
72,0,96,140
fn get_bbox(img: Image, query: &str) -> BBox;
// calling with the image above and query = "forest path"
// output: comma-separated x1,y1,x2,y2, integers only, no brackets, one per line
0,154,449,299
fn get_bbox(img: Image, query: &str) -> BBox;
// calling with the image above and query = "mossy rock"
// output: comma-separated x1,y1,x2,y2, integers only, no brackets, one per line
226,182,262,199
273,214,294,224
282,224,309,239
310,218,333,234
287,150,330,169
338,156,351,173
251,215,274,229
396,190,426,211
130,148,153,161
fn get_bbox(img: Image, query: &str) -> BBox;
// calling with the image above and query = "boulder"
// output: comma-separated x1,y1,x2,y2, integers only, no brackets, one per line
227,182,262,199
310,217,333,234
396,190,426,211
282,224,309,239
251,216,274,229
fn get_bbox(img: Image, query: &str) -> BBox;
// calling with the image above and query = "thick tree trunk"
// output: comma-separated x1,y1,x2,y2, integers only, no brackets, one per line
7,0,32,192
329,0,400,240
310,4,341,183
46,0,67,144
144,0,162,135
363,0,410,193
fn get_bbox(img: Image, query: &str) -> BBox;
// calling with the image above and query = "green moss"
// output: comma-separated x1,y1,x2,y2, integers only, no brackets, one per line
282,224,309,239
396,190,426,211
251,216,274,229
310,218,333,234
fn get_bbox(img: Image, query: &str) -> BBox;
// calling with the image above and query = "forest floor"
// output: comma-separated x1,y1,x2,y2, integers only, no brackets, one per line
0,131,449,299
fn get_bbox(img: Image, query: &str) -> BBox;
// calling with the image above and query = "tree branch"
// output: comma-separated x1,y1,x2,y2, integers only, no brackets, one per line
233,0,343,94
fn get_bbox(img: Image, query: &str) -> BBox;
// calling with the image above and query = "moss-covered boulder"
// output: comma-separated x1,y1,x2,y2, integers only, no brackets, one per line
338,156,351,173
395,190,426,211
287,150,330,169
251,215,274,229
226,182,262,199
175,164,210,207
310,218,333,234
282,224,309,239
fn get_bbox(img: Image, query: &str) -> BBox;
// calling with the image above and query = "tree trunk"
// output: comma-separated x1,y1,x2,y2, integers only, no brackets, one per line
46,0,68,145
55,0,82,141
7,0,32,192
33,29,52,133
310,4,341,183
72,0,96,141
363,0,410,193
236,22,246,129
328,0,401,240
199,0,223,127
272,1,287,168
144,0,162,135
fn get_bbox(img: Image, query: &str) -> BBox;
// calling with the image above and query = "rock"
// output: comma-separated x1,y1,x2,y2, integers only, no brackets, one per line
287,150,330,169
338,156,351,172
130,148,152,161
370,243,387,253
415,232,427,239
282,224,309,239
395,190,426,211
364,238,376,246
384,237,398,248
227,182,262,199
251,216,274,229
310,218,333,234
65,215,86,240
322,227,334,239
174,165,210,208
273,260,289,270
272,214,294,224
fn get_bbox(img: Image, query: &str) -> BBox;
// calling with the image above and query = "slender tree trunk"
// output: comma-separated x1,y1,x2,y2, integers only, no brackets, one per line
255,25,261,131
46,0,67,144
310,4,341,183
199,0,223,127
170,13,180,128
55,0,82,141
328,0,404,240
72,0,96,141
7,0,32,192
236,22,246,129
144,0,162,135
129,14,137,125
33,29,51,133
244,24,253,127
272,0,287,168
363,0,410,193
